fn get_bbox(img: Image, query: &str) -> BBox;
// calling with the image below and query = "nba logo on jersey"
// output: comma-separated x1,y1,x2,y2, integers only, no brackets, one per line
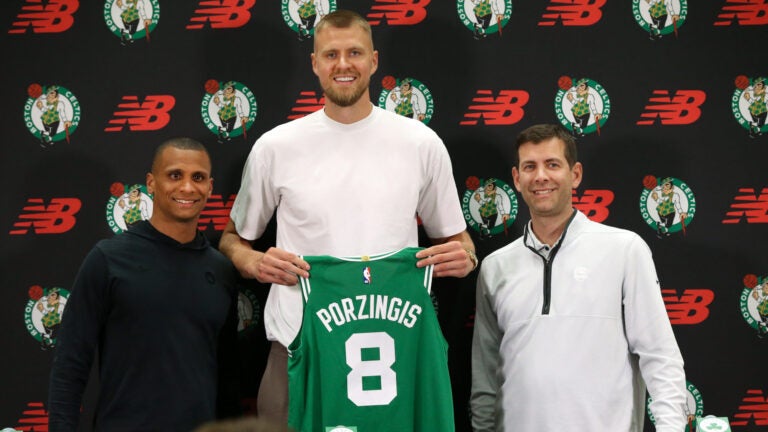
326,426,357,432
362,267,372,284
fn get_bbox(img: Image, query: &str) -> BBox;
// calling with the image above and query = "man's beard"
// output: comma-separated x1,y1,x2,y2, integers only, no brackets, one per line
322,78,369,107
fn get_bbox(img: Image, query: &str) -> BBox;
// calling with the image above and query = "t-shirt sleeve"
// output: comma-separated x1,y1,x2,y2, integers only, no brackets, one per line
417,134,467,240
229,142,279,241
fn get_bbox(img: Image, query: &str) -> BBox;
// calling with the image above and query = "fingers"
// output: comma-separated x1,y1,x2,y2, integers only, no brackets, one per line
415,242,472,278
255,247,310,285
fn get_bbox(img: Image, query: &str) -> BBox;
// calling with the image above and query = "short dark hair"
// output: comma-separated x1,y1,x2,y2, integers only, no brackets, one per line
515,124,577,167
315,9,373,47
151,137,210,173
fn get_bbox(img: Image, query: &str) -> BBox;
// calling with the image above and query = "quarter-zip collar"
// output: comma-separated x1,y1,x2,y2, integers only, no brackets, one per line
523,209,578,315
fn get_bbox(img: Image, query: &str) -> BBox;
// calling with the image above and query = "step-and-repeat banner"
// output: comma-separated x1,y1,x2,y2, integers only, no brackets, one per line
1,1,766,431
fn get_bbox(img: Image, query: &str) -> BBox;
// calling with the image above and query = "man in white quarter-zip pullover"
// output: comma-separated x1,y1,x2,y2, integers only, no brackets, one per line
470,124,687,432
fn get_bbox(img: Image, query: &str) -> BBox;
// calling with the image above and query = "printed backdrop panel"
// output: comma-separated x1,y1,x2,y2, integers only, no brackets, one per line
1,1,767,431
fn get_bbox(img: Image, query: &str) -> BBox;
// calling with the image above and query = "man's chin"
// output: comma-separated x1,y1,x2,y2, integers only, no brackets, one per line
324,86,367,107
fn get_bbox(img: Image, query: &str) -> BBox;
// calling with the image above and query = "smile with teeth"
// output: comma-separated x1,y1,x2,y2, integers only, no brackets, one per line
174,198,197,204
334,76,356,82
533,188,555,195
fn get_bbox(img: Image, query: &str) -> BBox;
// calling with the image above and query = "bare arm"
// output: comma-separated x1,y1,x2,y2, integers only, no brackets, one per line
219,219,309,286
415,230,476,278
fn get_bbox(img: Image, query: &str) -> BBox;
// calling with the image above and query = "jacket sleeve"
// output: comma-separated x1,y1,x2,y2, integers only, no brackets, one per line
470,264,503,432
48,247,110,431
623,235,687,432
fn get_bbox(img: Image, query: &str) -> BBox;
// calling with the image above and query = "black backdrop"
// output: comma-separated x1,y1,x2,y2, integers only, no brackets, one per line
2,1,767,431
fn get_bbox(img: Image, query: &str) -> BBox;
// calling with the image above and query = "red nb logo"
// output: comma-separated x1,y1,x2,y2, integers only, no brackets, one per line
539,0,606,26
187,0,256,30
367,0,430,26
460,90,529,126
722,187,768,224
105,95,176,132
10,198,81,235
8,0,78,34
661,289,714,325
715,0,768,25
287,91,324,120
572,190,613,223
636,90,706,125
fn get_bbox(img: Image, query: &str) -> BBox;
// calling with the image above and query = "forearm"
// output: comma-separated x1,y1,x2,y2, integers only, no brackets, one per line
219,220,262,279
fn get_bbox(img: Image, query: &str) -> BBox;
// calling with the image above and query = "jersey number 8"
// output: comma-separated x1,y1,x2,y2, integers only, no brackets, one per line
345,331,397,406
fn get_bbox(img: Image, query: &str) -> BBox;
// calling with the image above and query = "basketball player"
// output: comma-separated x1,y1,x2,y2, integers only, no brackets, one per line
219,8,476,427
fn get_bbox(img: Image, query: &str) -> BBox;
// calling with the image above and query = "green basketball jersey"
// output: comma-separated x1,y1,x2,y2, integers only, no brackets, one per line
288,247,455,432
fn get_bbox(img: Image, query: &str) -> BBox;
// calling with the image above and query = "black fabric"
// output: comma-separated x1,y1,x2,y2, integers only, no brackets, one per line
48,221,238,432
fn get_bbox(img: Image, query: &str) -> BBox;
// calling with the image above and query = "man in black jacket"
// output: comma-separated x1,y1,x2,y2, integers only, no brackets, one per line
48,137,239,431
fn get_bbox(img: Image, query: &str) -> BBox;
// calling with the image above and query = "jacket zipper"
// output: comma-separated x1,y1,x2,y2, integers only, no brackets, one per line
524,209,577,316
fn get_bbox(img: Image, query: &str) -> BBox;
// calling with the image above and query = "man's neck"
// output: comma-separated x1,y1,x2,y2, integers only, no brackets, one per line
149,218,199,244
529,210,574,247
324,98,373,125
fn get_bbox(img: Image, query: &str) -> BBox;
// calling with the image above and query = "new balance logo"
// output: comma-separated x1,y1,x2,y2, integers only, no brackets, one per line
636,90,706,125
186,0,255,30
661,289,713,325
714,0,768,25
538,0,605,26
367,0,430,26
572,189,613,223
198,194,236,232
722,187,768,224
13,401,49,431
287,91,324,120
104,95,176,132
8,0,79,34
730,389,768,427
10,198,81,235
460,90,529,125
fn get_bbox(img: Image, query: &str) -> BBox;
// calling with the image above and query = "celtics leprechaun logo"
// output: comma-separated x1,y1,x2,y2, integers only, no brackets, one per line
106,182,153,234
462,176,518,239
23,83,81,148
201,79,258,143
281,0,336,41
24,285,70,350
378,76,434,124
740,274,768,338
103,0,159,45
639,175,696,238
555,76,610,137
237,289,261,333
732,75,768,138
632,0,687,40
456,0,512,40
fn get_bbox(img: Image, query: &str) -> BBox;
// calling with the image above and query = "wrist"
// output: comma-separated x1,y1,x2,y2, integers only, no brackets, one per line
465,248,478,271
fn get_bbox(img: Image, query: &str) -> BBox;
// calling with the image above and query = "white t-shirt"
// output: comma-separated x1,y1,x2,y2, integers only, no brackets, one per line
231,105,467,346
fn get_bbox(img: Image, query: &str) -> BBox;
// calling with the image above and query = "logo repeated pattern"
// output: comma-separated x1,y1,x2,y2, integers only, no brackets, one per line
4,2,766,427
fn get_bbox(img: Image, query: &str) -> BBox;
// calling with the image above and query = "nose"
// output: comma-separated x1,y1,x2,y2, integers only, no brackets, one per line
179,176,195,192
337,52,354,69
533,166,549,182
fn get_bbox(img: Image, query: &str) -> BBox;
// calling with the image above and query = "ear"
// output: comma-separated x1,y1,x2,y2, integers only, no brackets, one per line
207,177,214,199
511,167,521,192
371,50,379,75
311,52,318,77
571,162,583,189
145,172,154,194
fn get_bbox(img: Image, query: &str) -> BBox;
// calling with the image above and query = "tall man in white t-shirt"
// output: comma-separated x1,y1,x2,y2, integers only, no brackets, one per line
219,9,476,426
